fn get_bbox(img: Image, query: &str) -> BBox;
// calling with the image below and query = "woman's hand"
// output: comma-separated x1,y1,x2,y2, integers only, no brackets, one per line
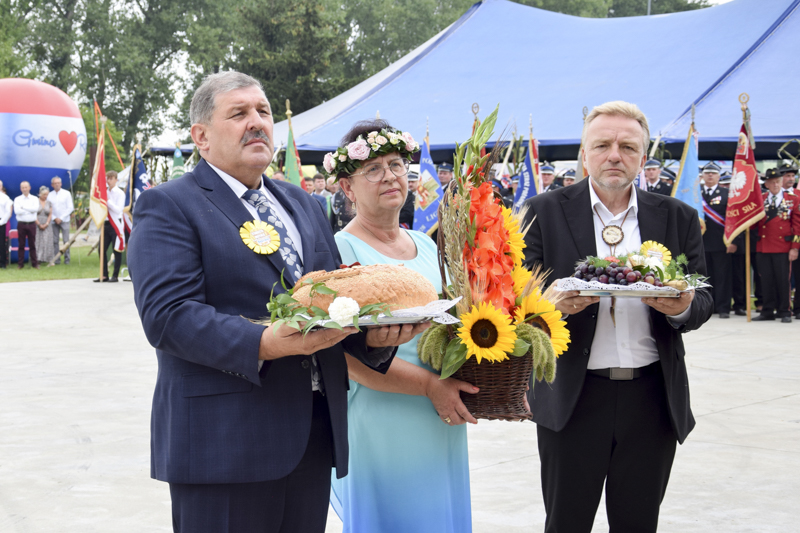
425,374,479,425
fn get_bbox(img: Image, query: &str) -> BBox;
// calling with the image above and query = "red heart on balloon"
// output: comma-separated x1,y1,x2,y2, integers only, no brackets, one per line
59,131,78,155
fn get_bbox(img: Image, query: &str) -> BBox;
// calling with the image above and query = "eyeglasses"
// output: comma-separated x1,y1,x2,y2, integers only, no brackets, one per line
352,159,409,182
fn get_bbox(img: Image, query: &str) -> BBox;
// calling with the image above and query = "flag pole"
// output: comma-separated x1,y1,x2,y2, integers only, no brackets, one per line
98,117,107,282
739,93,753,322
575,107,588,181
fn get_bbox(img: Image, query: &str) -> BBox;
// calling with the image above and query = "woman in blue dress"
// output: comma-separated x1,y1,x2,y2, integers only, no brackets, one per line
326,120,477,533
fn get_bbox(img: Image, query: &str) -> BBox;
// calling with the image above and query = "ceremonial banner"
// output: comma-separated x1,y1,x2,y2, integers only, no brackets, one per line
513,136,539,208
636,170,647,190
672,124,705,231
169,147,184,180
89,126,108,228
413,137,443,235
123,145,151,231
724,125,764,245
285,123,305,190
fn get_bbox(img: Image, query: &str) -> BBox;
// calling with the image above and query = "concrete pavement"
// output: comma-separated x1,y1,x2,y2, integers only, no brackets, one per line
0,279,797,532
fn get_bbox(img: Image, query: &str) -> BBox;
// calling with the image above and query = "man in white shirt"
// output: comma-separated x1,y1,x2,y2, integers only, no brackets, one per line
13,181,40,269
0,180,13,268
521,100,712,532
46,176,74,265
96,171,126,282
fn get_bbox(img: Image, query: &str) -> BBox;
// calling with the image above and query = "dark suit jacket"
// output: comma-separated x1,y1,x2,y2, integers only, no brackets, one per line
702,185,729,253
646,180,672,195
128,159,391,484
521,178,713,444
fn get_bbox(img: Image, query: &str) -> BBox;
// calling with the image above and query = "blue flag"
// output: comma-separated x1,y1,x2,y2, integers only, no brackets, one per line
513,137,539,209
413,138,443,235
123,145,152,231
672,124,705,231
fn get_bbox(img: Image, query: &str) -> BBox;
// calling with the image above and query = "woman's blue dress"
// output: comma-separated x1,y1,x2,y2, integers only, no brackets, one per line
330,230,472,533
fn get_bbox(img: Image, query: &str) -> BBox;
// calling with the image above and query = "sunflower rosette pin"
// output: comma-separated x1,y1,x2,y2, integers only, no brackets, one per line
417,105,570,418
240,220,281,255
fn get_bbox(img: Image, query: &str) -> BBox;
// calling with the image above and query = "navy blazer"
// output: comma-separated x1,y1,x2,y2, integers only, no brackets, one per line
128,159,390,484
521,178,713,444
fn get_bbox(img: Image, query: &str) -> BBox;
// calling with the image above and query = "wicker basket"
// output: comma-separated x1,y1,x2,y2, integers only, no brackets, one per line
454,353,532,421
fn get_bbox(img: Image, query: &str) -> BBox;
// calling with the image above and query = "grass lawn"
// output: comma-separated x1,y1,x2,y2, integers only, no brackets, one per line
0,252,128,283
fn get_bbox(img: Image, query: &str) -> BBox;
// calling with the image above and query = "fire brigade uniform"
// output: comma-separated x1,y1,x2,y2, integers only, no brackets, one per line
755,189,800,320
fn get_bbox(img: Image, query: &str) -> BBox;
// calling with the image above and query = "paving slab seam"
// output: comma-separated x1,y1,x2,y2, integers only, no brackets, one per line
696,392,800,417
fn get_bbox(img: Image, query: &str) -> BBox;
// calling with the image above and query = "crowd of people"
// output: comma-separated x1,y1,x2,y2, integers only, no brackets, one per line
2,68,798,533
0,176,74,269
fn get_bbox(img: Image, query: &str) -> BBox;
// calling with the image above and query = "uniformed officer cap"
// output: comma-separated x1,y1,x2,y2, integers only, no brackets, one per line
511,175,520,183
719,171,731,184
563,169,576,180
490,179,503,189
778,163,798,175
438,163,454,172
644,159,661,169
764,168,781,181
701,162,721,174
660,168,676,180
407,170,419,181
540,164,555,174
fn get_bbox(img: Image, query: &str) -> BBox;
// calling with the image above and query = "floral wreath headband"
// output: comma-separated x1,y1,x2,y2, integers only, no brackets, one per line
323,128,420,179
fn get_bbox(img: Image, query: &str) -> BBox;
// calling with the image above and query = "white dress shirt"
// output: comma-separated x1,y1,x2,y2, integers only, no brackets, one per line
704,185,718,196
0,192,12,226
587,181,690,370
13,193,39,223
209,162,304,264
766,190,783,208
47,188,74,222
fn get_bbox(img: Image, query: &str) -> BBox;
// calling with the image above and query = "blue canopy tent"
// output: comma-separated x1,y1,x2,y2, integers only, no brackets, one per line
273,0,800,164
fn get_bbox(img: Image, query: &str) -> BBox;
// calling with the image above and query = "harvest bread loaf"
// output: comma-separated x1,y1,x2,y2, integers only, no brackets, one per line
292,264,438,313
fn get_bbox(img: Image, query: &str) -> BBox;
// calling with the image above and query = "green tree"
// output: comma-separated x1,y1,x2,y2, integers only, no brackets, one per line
608,0,710,17
231,0,355,121
25,0,82,91
338,0,475,80
0,0,39,77
513,0,610,18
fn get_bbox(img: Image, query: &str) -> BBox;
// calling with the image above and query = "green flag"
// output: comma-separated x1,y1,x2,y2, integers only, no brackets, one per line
284,124,305,189
170,147,184,180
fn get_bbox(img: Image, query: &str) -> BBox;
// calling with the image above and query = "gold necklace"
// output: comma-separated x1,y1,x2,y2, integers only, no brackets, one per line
593,206,632,256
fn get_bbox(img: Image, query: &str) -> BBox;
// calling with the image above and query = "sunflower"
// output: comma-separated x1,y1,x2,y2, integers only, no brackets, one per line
239,221,280,255
457,301,517,364
640,241,672,266
502,206,526,267
511,266,533,298
514,292,571,357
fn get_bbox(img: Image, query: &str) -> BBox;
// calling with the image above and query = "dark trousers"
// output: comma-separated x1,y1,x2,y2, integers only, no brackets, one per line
0,224,7,267
757,252,791,317
169,391,333,533
705,251,732,313
731,253,746,310
537,363,677,533
791,257,800,313
102,222,121,279
16,221,37,267
751,252,763,307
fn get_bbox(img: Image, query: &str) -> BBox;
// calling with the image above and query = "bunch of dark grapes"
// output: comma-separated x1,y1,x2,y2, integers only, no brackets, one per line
572,262,664,287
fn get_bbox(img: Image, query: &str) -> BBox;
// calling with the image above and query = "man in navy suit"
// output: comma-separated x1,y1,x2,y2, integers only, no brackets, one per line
128,71,424,533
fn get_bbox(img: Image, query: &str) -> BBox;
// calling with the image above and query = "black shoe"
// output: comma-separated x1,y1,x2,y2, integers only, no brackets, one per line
734,309,747,316
795,312,800,319
108,277,119,283
719,313,730,319
93,278,108,283
781,316,792,323
752,314,775,321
